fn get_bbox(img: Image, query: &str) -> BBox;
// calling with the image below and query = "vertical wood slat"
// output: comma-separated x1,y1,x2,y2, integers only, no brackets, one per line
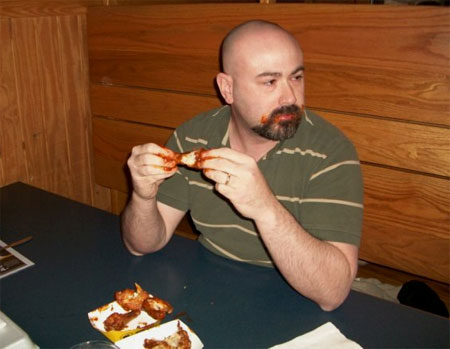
11,17,50,190
35,16,73,198
0,18,28,185
58,14,99,207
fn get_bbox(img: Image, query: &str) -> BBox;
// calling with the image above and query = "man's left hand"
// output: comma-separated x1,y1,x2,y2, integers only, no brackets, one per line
200,148,277,219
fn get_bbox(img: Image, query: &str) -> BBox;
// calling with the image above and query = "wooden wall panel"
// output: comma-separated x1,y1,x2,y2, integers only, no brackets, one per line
88,4,450,125
11,17,52,191
361,165,449,282
58,15,99,205
90,84,220,128
0,18,28,185
0,0,93,17
0,9,111,212
321,111,450,177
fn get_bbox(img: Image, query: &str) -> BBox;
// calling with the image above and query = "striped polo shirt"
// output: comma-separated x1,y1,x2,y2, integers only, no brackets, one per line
157,105,364,267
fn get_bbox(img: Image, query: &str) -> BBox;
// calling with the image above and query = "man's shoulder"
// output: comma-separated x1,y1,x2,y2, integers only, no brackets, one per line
300,110,353,146
286,109,358,160
172,105,230,150
179,105,230,129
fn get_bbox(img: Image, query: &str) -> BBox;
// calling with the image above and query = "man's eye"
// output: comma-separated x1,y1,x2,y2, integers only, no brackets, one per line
264,79,276,86
292,75,303,81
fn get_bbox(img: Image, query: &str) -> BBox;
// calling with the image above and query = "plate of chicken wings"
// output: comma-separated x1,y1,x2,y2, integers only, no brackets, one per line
88,283,202,348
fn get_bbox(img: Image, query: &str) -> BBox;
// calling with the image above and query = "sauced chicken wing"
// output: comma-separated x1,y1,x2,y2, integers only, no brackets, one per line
159,148,206,170
115,283,149,311
143,321,191,349
103,310,141,331
174,149,206,169
143,296,174,320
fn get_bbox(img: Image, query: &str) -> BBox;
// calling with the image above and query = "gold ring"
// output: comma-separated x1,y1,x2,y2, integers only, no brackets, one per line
224,173,231,185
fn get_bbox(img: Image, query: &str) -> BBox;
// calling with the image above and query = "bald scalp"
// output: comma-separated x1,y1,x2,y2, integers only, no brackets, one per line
220,20,297,74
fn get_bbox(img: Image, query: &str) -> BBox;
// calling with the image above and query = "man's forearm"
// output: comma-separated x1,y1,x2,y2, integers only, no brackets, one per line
255,198,357,311
121,191,169,255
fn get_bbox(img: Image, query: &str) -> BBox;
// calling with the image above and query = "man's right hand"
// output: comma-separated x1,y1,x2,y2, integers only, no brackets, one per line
127,143,177,200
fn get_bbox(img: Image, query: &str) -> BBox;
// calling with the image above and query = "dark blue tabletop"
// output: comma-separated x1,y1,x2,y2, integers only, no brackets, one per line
1,182,449,348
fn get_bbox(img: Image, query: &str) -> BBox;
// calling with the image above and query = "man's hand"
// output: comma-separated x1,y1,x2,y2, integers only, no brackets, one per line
127,143,177,200
201,148,277,219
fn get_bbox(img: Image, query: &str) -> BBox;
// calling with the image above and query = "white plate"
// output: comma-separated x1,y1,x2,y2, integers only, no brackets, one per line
115,320,203,349
88,301,158,333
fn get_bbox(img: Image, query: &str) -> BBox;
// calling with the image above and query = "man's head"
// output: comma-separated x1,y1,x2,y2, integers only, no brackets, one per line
217,20,305,141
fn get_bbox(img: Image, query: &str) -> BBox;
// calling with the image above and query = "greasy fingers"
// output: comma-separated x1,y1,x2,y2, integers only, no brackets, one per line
127,143,178,200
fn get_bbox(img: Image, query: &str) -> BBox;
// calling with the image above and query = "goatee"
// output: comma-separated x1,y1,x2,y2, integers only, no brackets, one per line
252,104,303,141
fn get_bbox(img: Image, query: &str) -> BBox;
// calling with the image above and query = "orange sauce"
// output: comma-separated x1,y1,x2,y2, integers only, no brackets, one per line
260,115,269,124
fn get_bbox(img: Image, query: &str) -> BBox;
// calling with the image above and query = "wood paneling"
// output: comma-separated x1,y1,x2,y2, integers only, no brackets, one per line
0,0,256,18
361,165,449,282
88,4,450,125
321,111,450,177
0,0,92,17
0,18,27,185
0,9,111,211
90,84,220,129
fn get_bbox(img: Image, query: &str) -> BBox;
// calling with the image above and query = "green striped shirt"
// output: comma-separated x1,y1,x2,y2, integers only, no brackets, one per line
157,105,363,267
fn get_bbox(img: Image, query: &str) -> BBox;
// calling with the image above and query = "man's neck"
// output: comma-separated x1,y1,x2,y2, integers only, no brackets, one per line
228,115,278,162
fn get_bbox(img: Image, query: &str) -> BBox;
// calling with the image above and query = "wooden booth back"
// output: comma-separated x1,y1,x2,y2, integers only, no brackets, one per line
87,4,449,284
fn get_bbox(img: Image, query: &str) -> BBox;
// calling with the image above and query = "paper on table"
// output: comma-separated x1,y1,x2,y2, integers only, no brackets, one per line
270,322,362,349
115,320,203,349
0,240,34,279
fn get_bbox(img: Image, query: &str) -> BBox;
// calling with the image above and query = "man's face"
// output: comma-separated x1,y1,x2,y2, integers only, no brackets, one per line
228,29,305,141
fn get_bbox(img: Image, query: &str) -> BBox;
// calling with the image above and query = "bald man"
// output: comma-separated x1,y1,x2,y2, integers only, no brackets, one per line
122,20,364,311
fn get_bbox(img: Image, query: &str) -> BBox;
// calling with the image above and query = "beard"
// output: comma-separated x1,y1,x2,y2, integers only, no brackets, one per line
251,104,304,141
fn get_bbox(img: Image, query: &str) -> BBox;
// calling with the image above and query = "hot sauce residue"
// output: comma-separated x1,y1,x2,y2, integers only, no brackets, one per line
260,104,305,125
260,115,269,124
159,148,206,171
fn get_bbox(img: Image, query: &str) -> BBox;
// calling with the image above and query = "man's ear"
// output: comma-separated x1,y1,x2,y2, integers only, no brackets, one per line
216,72,233,104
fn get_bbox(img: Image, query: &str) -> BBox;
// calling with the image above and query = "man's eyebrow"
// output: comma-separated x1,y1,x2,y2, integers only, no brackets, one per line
256,71,281,78
256,66,305,78
291,66,305,75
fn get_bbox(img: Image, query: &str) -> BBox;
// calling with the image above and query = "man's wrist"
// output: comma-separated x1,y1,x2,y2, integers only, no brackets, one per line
131,189,157,203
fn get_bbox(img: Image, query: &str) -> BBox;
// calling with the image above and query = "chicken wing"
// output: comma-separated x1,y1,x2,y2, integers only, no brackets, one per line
115,283,149,311
143,321,191,349
103,310,141,332
142,296,174,320
175,148,206,169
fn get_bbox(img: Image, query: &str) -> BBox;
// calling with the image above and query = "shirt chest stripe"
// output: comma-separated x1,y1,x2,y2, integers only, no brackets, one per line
192,217,258,236
173,130,184,153
188,180,213,190
310,160,360,181
277,196,363,209
185,136,208,145
275,147,327,159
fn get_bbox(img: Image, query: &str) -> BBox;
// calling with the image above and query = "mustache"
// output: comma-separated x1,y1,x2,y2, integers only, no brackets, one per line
269,104,303,122
252,104,304,141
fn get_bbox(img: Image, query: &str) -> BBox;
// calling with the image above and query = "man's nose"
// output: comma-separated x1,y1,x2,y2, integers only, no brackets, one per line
279,81,297,106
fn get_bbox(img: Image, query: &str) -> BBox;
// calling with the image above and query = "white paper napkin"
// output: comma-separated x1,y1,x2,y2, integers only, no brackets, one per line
270,322,362,349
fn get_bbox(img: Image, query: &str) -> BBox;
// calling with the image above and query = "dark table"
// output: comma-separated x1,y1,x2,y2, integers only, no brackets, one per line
1,182,449,348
